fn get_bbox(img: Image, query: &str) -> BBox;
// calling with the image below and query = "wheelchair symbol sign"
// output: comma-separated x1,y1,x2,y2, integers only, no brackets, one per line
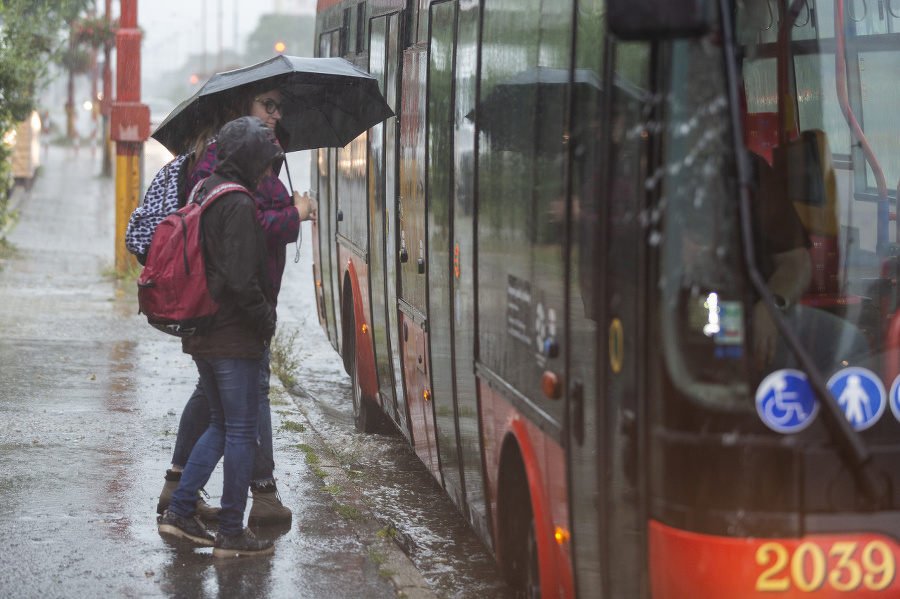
756,369,818,433
827,367,885,431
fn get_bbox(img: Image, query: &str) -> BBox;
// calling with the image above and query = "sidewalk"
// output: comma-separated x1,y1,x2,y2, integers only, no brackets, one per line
0,142,437,599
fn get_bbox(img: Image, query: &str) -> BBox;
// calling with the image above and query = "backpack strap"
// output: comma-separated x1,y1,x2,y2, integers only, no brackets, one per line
199,183,250,209
185,180,249,209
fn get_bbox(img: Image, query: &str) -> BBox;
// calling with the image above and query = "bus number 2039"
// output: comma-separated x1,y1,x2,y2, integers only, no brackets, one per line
756,540,897,593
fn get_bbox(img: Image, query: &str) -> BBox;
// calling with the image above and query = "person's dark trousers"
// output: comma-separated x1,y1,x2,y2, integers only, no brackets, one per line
171,349,275,482
168,357,259,537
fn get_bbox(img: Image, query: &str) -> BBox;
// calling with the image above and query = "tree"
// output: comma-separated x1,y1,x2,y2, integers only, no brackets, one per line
0,0,92,226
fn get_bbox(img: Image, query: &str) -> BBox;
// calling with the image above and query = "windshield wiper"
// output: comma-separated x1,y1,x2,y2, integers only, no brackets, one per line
720,0,886,509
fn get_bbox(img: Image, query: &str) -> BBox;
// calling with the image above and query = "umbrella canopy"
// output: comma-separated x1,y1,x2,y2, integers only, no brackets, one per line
471,67,603,152
152,55,394,155
470,67,642,152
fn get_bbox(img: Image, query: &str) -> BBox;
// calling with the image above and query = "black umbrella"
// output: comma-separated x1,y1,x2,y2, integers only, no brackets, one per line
152,55,394,155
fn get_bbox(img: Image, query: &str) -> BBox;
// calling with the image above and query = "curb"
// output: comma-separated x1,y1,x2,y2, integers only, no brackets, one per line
278,379,439,599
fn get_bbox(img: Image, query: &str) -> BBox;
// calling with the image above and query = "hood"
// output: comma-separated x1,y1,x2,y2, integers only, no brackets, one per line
214,116,285,191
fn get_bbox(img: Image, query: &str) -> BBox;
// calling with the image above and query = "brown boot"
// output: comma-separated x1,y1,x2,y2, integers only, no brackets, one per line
248,480,292,526
157,469,220,521
194,489,220,522
156,470,180,515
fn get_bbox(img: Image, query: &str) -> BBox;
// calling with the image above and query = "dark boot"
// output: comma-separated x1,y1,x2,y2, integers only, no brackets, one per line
158,510,215,546
157,469,220,521
248,480,292,526
212,528,274,558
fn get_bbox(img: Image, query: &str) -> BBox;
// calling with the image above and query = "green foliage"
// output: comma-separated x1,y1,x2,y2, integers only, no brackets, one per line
59,47,92,74
71,14,117,48
321,483,342,496
332,502,367,522
279,419,305,433
0,0,93,225
0,236,15,271
270,327,300,388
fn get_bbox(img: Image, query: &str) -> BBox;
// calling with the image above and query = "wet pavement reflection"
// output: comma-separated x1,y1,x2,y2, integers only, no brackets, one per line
0,141,509,598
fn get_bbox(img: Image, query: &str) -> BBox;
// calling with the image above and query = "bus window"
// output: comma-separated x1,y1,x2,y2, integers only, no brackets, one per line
737,0,899,408
658,37,751,410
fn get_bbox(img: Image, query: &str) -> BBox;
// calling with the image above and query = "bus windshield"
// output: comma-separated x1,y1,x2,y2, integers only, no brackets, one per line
663,0,900,439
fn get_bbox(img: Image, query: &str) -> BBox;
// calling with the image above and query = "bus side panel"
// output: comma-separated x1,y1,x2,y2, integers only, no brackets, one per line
345,254,379,401
311,216,326,327
367,14,401,422
398,45,428,314
402,313,440,480
399,44,432,458
384,12,408,437
317,147,339,350
453,0,488,541
479,382,573,599
426,0,464,510
326,149,343,351
315,25,342,350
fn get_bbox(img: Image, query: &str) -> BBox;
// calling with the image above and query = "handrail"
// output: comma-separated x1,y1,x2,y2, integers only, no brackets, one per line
777,0,805,146
834,0,891,246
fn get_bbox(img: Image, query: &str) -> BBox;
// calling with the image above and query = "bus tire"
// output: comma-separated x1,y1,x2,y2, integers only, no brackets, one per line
346,302,382,433
499,447,541,598
523,516,540,599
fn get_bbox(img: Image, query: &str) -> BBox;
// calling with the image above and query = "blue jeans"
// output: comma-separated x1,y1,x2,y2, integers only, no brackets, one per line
169,357,259,536
171,349,275,483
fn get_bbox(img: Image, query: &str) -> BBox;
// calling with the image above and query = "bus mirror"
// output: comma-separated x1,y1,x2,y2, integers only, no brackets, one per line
608,0,714,40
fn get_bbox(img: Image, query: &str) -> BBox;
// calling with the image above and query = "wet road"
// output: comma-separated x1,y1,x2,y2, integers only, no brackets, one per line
0,141,509,598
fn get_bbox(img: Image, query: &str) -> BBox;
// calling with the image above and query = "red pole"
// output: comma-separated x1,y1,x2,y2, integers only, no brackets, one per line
100,0,113,176
111,0,149,274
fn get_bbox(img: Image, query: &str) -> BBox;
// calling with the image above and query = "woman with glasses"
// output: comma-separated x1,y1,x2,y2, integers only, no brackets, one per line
155,85,317,532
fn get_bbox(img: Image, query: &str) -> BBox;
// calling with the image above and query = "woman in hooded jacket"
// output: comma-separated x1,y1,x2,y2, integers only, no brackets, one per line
156,85,317,526
158,116,284,557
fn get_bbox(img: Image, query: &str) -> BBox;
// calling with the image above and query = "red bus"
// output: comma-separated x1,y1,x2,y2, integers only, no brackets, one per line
309,0,900,597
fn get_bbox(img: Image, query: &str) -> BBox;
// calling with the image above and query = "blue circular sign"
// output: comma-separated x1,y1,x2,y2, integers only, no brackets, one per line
756,369,819,433
888,375,900,424
826,367,886,431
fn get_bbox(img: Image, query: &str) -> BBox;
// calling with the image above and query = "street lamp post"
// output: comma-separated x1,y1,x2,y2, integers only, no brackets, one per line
110,0,149,275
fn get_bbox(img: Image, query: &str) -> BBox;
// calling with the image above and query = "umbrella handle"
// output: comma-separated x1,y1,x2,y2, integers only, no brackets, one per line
283,158,303,262
283,159,294,193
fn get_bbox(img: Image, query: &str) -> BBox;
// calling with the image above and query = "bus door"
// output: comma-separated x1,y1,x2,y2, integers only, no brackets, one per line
565,1,606,594
476,0,571,591
566,17,652,596
453,0,489,537
317,29,342,348
424,0,488,535
400,36,440,477
369,12,408,434
426,0,463,508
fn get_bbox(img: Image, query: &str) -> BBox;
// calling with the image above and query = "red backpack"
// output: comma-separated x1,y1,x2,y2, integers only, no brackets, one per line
137,181,249,337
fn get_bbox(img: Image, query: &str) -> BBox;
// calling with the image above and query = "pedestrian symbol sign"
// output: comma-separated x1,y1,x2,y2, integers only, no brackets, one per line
756,369,818,433
827,367,886,431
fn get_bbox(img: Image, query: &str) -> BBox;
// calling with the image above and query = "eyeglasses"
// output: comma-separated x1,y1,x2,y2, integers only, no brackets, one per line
254,97,283,115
